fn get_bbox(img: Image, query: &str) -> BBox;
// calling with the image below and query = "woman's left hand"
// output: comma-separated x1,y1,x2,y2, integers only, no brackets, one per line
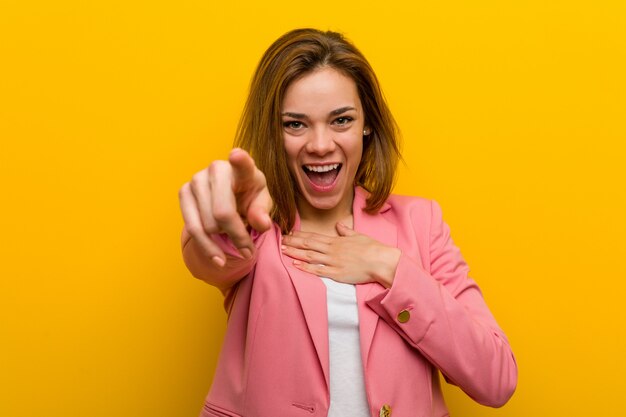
281,222,401,288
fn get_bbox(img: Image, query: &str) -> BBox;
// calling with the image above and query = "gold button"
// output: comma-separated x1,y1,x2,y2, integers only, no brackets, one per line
397,309,410,323
379,404,392,417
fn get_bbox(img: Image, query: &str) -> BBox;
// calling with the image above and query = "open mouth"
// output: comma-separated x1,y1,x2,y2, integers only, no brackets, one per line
303,163,342,188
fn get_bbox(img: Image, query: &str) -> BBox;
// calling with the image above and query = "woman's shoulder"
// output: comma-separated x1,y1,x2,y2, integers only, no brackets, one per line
356,186,442,222
385,192,438,216
386,192,432,207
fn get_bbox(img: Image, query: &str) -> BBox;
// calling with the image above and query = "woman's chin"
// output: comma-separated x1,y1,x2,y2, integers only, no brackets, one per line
297,186,353,216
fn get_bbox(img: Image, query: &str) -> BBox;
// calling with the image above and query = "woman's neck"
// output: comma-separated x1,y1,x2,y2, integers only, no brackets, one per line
299,214,353,236
296,194,354,236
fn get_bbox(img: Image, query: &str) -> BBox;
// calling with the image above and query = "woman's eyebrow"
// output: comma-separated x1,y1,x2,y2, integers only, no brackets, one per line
330,106,356,115
281,111,307,119
281,106,356,119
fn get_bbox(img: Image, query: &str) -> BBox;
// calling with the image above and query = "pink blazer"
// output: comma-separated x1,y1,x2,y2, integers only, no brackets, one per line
185,188,517,417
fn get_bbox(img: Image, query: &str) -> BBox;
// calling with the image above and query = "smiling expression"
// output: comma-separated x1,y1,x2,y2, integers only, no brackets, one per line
281,67,367,221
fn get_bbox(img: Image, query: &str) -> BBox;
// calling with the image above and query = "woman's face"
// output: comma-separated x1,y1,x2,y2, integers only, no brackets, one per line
281,67,367,219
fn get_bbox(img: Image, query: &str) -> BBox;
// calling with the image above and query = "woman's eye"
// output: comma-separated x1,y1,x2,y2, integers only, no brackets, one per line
284,121,304,130
334,117,353,126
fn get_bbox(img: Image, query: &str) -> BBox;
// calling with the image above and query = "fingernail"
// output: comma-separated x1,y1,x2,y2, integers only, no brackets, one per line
281,245,287,251
212,256,226,267
240,248,253,259
292,260,301,266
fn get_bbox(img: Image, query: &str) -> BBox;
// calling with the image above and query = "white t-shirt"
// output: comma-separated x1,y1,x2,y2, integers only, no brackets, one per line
320,277,370,417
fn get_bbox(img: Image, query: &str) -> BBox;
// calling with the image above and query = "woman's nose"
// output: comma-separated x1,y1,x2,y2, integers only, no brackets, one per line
305,127,336,155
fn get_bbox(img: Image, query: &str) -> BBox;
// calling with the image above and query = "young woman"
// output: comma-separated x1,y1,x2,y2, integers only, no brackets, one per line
179,28,517,417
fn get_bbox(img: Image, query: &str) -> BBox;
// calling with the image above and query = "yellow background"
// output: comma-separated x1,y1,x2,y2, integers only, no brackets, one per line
1,1,624,416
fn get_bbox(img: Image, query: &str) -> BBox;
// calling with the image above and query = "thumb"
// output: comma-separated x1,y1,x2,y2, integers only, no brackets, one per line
336,222,357,236
246,188,273,233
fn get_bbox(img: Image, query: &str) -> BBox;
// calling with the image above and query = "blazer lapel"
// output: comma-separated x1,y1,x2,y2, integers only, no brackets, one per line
353,187,398,367
279,215,330,389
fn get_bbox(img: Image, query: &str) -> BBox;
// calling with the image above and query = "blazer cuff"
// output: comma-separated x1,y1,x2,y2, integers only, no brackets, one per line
365,252,440,346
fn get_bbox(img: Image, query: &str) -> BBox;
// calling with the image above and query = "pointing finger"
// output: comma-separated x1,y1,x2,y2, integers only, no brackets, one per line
208,161,254,256
229,148,259,191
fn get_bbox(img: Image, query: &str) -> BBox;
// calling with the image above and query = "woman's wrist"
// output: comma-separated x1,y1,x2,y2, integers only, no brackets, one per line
373,247,401,288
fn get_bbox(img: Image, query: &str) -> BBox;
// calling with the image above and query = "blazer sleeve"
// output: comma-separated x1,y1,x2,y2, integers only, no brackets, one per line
181,227,269,293
365,200,518,407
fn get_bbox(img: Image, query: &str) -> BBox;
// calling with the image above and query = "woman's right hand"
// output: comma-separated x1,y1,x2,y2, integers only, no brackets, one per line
178,148,273,267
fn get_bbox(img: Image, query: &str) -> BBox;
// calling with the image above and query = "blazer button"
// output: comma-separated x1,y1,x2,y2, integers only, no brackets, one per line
379,404,392,417
397,309,410,323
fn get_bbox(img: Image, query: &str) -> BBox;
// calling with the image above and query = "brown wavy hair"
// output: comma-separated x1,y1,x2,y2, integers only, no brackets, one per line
234,28,401,233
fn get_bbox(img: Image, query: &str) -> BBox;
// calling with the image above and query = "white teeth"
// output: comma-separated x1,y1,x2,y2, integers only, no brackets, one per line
304,164,339,173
